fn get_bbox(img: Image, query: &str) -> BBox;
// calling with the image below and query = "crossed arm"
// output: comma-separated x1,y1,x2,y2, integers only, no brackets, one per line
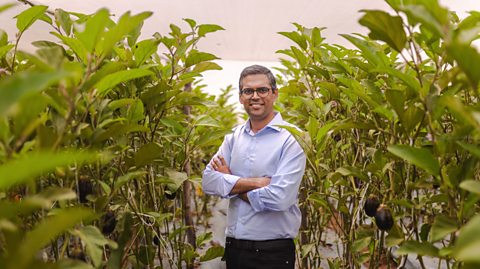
202,134,306,212
210,156,270,203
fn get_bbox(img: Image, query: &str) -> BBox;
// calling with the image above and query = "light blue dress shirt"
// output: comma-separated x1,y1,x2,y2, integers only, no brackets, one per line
202,112,306,240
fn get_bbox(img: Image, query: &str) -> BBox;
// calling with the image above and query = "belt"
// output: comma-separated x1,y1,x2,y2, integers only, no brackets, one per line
225,237,293,251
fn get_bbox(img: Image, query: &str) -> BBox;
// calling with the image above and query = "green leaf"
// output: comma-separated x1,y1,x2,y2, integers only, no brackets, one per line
197,24,224,37
82,61,126,91
374,66,422,93
458,142,480,159
0,151,100,191
7,208,95,269
51,32,88,63
453,214,480,263
185,51,219,68
54,8,73,36
311,27,325,47
441,96,480,130
194,115,219,128
359,10,407,52
94,123,148,142
278,31,308,50
95,68,154,95
387,144,440,176
157,169,188,193
385,224,405,247
12,93,48,136
200,246,224,262
133,38,160,66
396,240,439,257
134,142,163,167
0,71,69,115
290,46,308,67
77,9,109,52
430,215,458,242
335,166,368,181
459,180,480,196
192,61,222,73
0,44,14,59
196,129,230,148
446,42,480,88
183,18,196,28
196,232,213,248
114,171,147,190
98,11,152,56
0,29,8,46
15,5,48,33
352,237,371,253
401,104,424,133
0,3,17,14
0,188,76,219
108,98,135,111
306,193,329,209
71,226,117,267
385,89,405,118
126,99,144,122
401,2,449,37
341,34,387,67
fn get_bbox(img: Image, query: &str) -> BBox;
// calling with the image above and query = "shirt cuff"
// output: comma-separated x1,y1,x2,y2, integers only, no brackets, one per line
221,174,241,199
247,188,266,212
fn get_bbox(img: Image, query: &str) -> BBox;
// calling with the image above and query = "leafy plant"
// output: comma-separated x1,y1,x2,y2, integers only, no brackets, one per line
0,2,233,268
276,0,480,268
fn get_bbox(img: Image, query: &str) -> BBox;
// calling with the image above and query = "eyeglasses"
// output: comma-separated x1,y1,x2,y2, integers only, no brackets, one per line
240,87,272,97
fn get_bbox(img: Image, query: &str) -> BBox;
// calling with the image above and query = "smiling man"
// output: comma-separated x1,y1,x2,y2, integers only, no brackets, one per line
202,65,306,269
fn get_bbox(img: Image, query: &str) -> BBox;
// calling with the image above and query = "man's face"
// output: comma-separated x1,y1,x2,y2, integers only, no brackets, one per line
239,74,278,121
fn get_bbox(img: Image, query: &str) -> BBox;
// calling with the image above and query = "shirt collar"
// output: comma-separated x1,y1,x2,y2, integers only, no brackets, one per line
244,112,283,134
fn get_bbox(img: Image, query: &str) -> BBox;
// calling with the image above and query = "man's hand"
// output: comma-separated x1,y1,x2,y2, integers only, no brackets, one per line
256,177,271,188
210,156,231,174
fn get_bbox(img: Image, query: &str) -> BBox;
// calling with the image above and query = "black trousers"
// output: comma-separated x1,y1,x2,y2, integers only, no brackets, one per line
224,237,295,269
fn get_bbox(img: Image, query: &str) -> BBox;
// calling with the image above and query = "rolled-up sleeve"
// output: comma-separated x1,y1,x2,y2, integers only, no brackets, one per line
202,132,240,198
247,135,306,212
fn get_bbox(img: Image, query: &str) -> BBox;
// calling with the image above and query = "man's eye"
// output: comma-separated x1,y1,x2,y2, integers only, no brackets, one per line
243,89,254,94
258,87,269,93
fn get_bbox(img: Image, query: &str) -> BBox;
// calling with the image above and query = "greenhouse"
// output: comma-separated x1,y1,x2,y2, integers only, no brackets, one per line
1,0,480,268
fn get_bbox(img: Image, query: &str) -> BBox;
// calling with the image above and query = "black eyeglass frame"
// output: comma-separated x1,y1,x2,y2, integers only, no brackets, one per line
240,87,275,97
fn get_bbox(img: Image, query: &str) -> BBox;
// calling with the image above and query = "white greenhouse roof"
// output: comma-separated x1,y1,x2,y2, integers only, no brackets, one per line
1,0,479,93
2,0,479,61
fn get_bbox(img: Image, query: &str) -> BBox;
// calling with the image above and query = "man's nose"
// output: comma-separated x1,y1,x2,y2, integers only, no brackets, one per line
251,90,260,99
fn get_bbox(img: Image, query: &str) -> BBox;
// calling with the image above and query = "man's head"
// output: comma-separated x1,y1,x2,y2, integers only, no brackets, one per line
238,65,277,91
238,65,278,122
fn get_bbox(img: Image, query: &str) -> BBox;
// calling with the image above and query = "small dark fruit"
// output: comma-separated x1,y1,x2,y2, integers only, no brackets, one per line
164,186,176,200
101,211,117,235
364,195,380,217
375,204,394,231
78,179,93,203
153,235,160,246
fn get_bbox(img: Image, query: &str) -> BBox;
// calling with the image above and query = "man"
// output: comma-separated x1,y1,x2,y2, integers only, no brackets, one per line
202,65,306,269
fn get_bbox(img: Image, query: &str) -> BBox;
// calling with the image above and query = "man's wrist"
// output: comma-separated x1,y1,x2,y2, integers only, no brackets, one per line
239,192,249,203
